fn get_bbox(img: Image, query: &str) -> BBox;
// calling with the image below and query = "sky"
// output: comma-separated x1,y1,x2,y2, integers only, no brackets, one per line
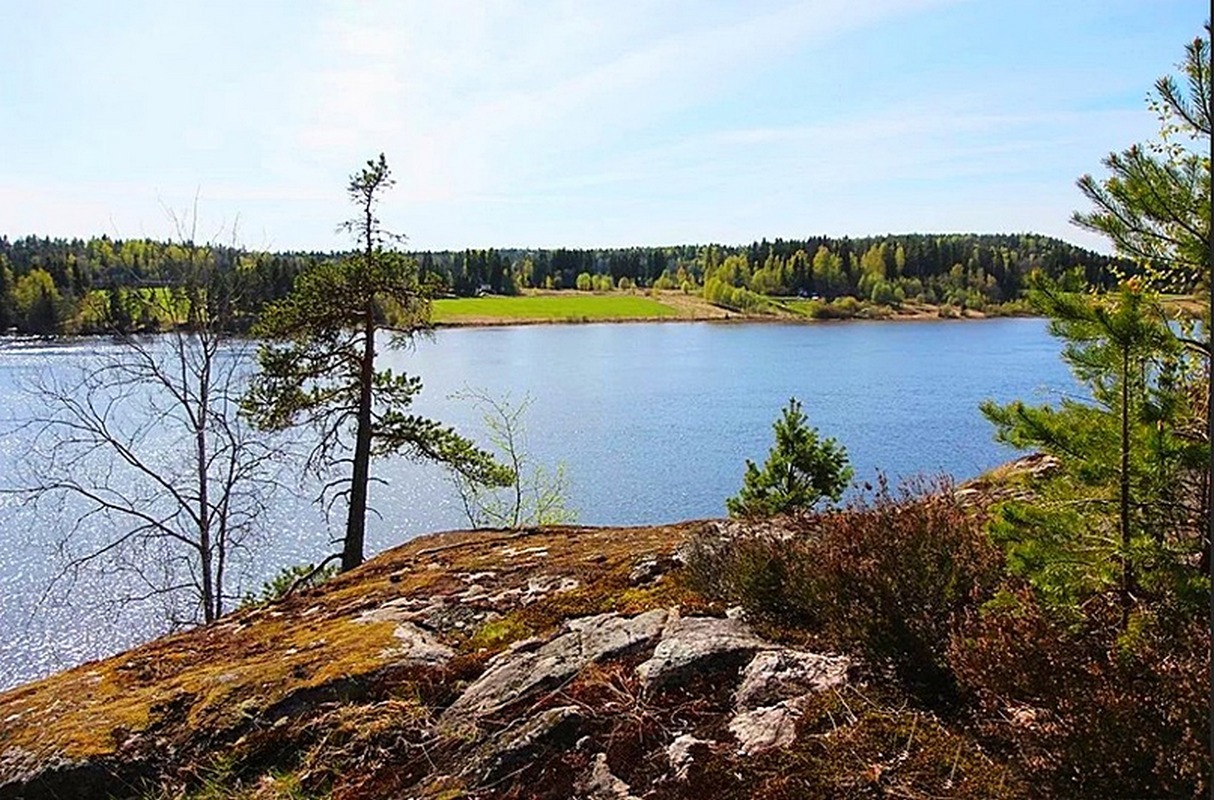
0,1,1206,253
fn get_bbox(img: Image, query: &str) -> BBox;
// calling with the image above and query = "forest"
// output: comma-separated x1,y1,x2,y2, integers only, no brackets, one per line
0,231,1130,335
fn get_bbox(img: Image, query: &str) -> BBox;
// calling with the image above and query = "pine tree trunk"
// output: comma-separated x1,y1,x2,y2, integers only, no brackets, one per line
1206,200,1213,791
1120,342,1133,627
343,308,376,572
343,191,381,573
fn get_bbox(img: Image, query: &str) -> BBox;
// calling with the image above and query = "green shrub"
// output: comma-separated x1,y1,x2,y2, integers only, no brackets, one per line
832,296,861,316
807,300,844,319
704,277,771,313
809,296,862,319
242,561,340,607
983,298,1033,317
856,302,892,319
870,280,900,307
726,398,851,517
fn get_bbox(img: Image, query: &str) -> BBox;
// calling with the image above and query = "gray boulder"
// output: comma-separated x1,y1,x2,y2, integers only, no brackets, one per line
728,649,851,756
635,611,771,692
734,650,850,710
729,705,801,755
441,610,668,730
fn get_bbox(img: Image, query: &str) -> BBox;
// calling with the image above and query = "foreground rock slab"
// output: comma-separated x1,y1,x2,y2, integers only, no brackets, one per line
635,610,772,691
0,512,1029,799
440,609,669,731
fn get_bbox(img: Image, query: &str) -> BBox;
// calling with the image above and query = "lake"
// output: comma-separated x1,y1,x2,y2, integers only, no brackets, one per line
0,318,1075,688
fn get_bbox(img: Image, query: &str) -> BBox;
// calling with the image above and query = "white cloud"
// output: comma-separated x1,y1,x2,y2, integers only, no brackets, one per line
0,0,1176,251
286,0,960,206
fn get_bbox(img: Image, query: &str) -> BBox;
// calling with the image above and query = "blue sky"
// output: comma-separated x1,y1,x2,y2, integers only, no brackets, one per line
0,1,1205,253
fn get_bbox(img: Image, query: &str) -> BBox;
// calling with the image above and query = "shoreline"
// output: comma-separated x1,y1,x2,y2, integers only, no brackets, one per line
431,306,1039,328
430,289,1039,327
0,300,1039,341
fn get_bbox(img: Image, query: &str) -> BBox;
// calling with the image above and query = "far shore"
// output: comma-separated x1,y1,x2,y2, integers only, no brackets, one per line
431,289,1035,328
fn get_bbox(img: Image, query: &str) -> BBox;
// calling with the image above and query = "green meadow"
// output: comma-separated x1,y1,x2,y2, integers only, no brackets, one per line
431,293,680,323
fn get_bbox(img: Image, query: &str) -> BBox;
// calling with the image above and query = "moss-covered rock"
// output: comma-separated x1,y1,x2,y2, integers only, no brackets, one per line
0,519,1026,799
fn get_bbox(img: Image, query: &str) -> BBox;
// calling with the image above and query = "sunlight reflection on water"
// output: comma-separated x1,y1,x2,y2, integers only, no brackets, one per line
0,320,1074,689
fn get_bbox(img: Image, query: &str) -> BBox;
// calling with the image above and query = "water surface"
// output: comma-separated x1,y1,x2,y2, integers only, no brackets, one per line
0,319,1075,688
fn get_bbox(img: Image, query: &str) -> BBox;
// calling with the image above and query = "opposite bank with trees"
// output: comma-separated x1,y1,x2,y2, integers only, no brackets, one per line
0,229,1131,335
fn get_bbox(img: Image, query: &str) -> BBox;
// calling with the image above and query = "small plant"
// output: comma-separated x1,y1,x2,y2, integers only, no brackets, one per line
726,397,852,517
448,388,577,529
466,615,532,651
241,561,339,607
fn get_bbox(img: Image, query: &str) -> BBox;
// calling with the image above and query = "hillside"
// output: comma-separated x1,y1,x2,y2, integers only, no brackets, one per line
0,514,1024,799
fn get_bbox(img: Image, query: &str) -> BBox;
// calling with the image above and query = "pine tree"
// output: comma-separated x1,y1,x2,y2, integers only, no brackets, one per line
726,398,852,518
244,155,510,572
1065,23,1212,610
981,281,1205,617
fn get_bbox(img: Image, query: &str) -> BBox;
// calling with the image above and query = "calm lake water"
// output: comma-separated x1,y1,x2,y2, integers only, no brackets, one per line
0,319,1075,688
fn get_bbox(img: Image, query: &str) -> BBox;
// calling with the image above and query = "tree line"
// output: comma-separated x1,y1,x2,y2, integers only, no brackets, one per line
0,236,317,334
0,231,1133,335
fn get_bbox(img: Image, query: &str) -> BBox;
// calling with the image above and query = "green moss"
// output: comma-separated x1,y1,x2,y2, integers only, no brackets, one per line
465,615,533,651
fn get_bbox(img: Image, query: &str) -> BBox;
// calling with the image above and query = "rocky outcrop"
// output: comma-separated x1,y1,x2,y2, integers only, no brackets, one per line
440,609,668,730
635,610,772,691
432,603,854,792
0,518,1022,799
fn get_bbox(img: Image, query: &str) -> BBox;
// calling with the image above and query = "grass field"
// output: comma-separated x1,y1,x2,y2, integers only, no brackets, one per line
432,293,681,323
774,298,820,316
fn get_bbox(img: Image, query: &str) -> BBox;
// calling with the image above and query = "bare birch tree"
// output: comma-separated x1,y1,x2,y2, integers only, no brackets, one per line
7,215,292,627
